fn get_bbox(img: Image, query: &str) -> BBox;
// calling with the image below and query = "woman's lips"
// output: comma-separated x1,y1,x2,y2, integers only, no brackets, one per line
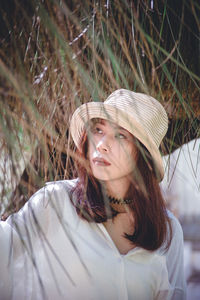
92,157,111,166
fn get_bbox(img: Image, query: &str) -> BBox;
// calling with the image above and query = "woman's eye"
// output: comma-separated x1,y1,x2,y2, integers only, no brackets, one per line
115,133,126,139
93,126,103,134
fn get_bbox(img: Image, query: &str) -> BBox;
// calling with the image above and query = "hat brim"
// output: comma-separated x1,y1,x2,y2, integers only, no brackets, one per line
70,102,164,181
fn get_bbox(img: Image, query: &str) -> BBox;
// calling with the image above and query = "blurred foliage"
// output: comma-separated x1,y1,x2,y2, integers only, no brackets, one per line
0,0,199,217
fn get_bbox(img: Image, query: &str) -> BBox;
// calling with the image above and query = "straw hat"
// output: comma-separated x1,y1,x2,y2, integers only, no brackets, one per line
70,89,168,181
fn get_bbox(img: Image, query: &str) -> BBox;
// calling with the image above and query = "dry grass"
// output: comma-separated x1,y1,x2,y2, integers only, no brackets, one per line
0,0,199,216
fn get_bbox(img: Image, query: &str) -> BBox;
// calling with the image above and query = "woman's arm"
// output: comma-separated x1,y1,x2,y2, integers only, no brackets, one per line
0,180,77,298
0,186,49,298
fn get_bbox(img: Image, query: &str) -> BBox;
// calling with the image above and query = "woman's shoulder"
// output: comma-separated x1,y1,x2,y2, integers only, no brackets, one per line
30,178,78,201
10,178,79,224
30,178,79,211
45,178,78,193
4,178,79,236
43,178,76,197
157,211,184,263
167,210,183,240
44,178,79,213
157,210,183,255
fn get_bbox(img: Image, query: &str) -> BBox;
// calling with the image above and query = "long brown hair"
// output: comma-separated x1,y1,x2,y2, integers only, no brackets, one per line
72,130,172,251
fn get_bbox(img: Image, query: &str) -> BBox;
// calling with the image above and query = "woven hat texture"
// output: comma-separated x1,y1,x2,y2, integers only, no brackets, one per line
70,89,168,181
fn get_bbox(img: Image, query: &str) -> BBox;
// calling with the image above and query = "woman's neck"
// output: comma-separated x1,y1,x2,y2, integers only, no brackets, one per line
101,177,130,199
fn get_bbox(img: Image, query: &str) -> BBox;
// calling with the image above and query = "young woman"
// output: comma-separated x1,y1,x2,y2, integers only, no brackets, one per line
0,89,186,299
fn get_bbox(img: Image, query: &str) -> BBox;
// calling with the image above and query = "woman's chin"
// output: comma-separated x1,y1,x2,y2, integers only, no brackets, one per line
93,174,112,181
92,170,112,181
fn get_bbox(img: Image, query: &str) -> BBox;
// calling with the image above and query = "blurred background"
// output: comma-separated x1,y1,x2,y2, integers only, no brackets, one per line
0,1,199,298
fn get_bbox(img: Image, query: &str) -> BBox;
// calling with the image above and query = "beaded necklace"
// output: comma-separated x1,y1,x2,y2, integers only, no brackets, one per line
108,195,132,205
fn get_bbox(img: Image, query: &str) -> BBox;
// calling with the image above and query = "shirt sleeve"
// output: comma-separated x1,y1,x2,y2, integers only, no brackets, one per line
0,180,76,299
0,185,49,298
165,213,187,300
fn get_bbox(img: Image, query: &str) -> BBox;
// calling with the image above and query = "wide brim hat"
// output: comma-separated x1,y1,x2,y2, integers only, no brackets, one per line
70,89,168,181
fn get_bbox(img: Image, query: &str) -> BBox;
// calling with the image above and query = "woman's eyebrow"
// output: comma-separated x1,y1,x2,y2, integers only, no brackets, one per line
114,125,128,133
93,119,105,125
118,126,127,131
94,120,128,134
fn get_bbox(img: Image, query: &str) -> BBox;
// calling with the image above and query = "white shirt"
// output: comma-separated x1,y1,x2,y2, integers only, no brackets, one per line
160,139,200,217
0,179,186,300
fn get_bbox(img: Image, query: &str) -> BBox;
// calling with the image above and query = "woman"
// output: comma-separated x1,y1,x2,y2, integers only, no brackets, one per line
0,89,186,299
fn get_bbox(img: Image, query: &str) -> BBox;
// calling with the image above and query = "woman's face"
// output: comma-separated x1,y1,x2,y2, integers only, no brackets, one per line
88,119,137,184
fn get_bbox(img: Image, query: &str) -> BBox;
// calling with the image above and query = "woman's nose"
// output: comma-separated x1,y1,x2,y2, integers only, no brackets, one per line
96,137,110,153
